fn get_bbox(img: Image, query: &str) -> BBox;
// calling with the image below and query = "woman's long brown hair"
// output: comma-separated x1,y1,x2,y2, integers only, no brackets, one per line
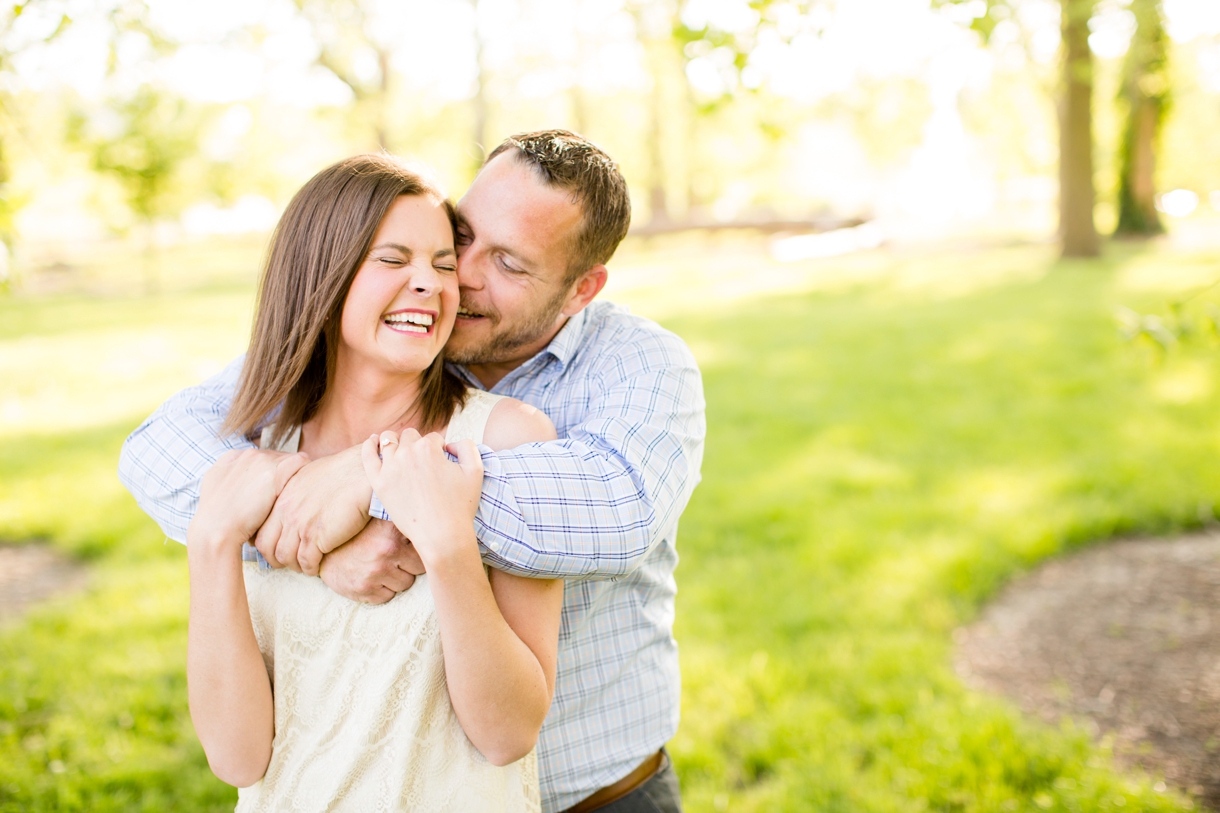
223,154,467,446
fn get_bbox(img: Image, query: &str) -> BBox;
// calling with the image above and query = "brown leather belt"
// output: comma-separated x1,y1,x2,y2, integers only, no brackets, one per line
562,750,666,813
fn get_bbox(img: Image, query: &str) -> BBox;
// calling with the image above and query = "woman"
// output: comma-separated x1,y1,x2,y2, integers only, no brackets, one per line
183,154,562,812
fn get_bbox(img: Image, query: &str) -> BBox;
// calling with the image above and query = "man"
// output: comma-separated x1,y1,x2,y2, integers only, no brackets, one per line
119,130,705,813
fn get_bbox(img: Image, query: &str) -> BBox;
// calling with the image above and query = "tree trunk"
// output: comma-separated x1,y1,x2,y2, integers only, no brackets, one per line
1059,0,1099,257
373,48,391,152
142,224,159,296
0,133,11,289
569,85,589,137
645,40,670,226
470,0,490,176
1114,0,1168,236
0,130,11,247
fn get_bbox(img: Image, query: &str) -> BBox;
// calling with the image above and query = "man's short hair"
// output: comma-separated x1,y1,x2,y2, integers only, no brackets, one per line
487,129,631,285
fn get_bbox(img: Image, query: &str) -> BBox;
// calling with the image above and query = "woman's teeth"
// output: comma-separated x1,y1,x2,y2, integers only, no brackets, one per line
384,312,434,333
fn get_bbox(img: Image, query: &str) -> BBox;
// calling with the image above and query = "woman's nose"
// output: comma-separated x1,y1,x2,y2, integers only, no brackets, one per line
406,263,443,297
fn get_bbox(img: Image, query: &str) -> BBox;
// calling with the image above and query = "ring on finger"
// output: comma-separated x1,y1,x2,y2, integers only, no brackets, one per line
380,434,398,446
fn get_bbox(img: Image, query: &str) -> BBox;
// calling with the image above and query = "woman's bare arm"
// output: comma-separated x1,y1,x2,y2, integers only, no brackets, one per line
362,398,561,764
426,542,563,764
186,449,306,786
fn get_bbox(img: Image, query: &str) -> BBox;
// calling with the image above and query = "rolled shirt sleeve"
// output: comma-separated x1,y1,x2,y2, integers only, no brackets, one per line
470,361,704,579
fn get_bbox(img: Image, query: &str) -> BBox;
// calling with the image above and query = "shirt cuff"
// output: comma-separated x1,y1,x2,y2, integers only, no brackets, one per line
368,492,390,522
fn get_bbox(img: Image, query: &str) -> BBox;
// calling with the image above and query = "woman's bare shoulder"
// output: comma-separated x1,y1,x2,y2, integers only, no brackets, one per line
480,397,557,452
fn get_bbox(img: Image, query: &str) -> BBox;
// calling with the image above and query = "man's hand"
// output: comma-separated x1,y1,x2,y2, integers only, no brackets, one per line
318,519,426,604
254,445,372,574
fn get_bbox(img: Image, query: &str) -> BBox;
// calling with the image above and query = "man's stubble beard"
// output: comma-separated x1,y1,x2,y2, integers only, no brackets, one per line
444,286,570,367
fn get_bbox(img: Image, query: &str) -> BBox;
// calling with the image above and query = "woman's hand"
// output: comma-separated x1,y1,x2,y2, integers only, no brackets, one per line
188,449,310,556
360,430,483,570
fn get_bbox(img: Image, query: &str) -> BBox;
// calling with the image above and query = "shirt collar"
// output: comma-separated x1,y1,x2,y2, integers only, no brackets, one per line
540,307,588,371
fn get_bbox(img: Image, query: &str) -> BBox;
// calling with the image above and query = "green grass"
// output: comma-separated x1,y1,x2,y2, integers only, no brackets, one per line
2,238,1217,811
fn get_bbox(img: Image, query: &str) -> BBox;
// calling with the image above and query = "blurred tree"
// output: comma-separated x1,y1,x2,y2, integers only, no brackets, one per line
656,0,829,227
1113,0,1169,237
0,0,174,290
1059,0,1099,256
0,0,72,289
71,87,202,293
630,0,684,226
938,0,1099,257
470,0,492,174
290,0,394,151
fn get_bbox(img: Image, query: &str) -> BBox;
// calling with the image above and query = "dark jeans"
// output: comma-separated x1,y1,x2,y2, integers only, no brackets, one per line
595,750,683,813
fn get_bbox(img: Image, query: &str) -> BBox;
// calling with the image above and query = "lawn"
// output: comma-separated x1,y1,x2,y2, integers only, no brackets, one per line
2,235,1217,811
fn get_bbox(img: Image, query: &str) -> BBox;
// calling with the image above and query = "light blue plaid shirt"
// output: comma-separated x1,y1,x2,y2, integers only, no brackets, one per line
118,300,706,812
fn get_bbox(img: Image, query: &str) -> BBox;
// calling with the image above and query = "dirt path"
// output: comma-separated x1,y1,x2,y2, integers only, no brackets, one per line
954,532,1220,808
0,543,90,627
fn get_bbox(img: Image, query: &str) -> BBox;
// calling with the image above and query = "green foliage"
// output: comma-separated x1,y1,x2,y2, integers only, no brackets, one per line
69,87,202,228
2,241,1214,810
1116,286,1220,356
0,0,73,259
671,0,827,105
930,0,1021,44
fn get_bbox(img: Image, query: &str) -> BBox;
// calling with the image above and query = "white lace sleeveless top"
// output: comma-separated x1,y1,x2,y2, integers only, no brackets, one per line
236,389,540,813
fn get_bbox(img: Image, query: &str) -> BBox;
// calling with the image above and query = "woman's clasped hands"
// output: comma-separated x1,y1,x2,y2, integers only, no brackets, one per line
361,430,484,569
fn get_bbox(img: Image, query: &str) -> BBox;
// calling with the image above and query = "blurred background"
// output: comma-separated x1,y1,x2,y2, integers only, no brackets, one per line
3,0,1220,811
0,0,1216,290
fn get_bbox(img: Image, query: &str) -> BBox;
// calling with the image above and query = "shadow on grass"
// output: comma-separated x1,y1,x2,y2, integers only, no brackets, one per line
0,421,171,562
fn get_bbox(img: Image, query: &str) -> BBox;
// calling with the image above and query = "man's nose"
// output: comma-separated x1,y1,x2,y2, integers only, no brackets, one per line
456,248,483,290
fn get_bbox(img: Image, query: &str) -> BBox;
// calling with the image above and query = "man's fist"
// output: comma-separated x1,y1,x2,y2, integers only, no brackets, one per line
318,519,425,604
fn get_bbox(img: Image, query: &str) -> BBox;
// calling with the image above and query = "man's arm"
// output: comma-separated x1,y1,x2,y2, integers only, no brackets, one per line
119,354,372,568
118,357,255,543
122,323,706,584
379,328,706,580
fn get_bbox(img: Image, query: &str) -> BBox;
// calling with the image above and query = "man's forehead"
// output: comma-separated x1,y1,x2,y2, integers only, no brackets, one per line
458,157,582,249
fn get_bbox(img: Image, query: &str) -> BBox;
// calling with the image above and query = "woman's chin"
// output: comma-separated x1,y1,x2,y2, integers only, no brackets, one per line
388,355,438,375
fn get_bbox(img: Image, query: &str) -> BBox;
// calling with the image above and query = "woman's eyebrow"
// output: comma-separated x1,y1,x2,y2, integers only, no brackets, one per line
434,247,455,259
370,242,412,256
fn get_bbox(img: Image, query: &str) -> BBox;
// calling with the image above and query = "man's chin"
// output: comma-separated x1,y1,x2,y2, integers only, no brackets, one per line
444,331,494,366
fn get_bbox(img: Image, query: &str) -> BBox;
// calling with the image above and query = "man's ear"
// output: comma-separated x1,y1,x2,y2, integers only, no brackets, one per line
560,265,608,317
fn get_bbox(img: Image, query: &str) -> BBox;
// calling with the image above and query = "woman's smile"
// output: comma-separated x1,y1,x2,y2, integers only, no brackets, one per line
383,308,439,336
